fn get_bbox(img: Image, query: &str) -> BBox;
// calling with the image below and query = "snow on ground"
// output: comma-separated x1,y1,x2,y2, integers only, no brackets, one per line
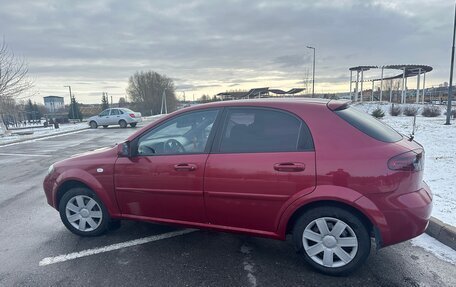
0,122,88,145
411,234,456,265
0,115,164,146
354,102,456,227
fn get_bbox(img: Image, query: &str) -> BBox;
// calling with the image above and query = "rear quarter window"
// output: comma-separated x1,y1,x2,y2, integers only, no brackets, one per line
334,106,402,143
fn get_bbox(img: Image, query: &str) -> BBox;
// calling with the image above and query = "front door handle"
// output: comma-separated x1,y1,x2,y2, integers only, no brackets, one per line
273,162,305,172
174,163,197,171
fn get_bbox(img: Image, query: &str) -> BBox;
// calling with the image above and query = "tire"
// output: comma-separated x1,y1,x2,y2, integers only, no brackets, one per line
292,206,370,276
89,121,98,129
103,125,108,128
59,187,111,237
130,123,137,128
119,120,127,128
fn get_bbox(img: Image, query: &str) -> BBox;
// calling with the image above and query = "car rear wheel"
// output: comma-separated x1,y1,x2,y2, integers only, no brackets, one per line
130,123,137,128
119,120,127,128
292,206,370,276
89,121,98,129
59,187,110,237
103,125,108,128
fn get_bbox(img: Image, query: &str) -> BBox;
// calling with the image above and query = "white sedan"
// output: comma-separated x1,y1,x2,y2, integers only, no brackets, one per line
88,108,142,129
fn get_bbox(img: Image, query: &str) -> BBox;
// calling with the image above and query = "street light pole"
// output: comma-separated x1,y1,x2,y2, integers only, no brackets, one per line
306,46,316,98
446,2,456,125
64,85,75,120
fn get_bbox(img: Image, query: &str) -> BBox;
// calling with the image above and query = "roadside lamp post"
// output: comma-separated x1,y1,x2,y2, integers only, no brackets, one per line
446,2,456,125
306,46,316,98
64,85,75,120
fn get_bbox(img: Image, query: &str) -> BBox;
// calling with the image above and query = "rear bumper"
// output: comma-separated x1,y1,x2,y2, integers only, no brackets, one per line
126,117,142,123
356,181,433,247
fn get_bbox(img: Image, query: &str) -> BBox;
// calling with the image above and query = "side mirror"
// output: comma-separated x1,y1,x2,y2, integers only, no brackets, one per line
117,142,131,157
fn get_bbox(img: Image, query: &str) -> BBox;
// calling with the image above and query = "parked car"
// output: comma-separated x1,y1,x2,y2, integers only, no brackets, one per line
43,99,432,275
87,108,142,128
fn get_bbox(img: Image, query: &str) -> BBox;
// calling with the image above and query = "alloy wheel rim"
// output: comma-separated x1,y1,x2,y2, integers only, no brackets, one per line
302,217,358,268
65,195,103,232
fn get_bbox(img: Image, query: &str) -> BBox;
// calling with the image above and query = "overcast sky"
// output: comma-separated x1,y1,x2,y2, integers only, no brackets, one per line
0,0,454,104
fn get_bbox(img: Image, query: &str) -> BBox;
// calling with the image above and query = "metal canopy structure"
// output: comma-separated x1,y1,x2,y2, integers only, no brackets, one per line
268,88,305,95
348,66,377,102
349,64,433,103
217,87,305,100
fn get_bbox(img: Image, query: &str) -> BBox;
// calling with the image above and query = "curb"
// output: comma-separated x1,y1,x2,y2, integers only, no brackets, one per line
0,126,89,146
425,217,456,250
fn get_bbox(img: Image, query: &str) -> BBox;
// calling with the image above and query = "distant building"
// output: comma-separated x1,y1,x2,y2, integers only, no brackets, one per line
44,96,65,113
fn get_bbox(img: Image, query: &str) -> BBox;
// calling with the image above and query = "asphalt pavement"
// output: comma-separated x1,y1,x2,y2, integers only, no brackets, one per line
0,123,455,287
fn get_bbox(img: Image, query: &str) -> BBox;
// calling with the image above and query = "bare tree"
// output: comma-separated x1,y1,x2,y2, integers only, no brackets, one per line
0,40,33,132
126,71,177,115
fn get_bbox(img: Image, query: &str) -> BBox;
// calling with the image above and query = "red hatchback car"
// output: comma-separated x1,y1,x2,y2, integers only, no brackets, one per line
43,99,432,275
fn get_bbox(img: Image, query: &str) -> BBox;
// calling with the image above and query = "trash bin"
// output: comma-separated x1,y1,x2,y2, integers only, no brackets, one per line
54,122,59,129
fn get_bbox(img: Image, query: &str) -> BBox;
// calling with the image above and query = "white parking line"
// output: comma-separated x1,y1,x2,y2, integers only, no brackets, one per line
39,229,196,266
0,153,52,157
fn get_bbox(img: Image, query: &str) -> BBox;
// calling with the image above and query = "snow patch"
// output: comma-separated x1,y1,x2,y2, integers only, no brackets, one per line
0,123,88,145
241,243,257,287
411,234,456,265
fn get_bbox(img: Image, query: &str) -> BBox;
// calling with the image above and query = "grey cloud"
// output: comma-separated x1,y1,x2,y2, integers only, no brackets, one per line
0,0,453,103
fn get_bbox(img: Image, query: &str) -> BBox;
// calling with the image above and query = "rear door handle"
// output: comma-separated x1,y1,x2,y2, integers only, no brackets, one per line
273,162,305,172
174,163,197,171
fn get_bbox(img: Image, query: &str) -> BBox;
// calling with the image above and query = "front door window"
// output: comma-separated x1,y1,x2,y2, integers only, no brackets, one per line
137,109,219,156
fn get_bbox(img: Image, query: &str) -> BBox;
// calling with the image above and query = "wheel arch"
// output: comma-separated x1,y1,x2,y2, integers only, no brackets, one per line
55,180,91,209
53,170,121,217
285,200,373,236
89,120,98,128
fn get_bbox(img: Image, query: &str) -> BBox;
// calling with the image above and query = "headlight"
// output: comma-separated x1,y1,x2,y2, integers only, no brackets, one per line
47,164,55,175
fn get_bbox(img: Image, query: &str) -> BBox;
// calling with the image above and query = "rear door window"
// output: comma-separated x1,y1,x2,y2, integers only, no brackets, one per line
218,108,313,153
110,109,120,115
334,106,402,142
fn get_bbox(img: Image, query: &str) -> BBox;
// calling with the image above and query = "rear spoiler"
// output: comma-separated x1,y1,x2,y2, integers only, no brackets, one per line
327,99,351,111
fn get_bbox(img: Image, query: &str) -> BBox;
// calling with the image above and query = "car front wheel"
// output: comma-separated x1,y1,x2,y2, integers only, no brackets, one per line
89,121,98,129
59,187,110,237
292,206,370,276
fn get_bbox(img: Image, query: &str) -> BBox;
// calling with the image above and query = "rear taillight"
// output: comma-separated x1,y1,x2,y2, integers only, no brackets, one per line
388,149,424,171
129,113,136,118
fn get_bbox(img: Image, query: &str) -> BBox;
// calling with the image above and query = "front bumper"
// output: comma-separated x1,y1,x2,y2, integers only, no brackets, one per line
43,173,56,208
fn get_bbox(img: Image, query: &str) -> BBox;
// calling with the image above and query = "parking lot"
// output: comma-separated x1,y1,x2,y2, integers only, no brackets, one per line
0,123,455,287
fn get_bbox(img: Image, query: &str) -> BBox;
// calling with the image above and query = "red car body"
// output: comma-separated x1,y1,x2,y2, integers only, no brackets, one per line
43,99,432,249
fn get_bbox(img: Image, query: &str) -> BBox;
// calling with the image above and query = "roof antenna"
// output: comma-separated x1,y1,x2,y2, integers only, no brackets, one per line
409,115,416,141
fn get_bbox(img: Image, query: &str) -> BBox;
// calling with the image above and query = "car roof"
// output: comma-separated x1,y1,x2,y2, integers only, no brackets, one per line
126,98,350,141
182,98,349,111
